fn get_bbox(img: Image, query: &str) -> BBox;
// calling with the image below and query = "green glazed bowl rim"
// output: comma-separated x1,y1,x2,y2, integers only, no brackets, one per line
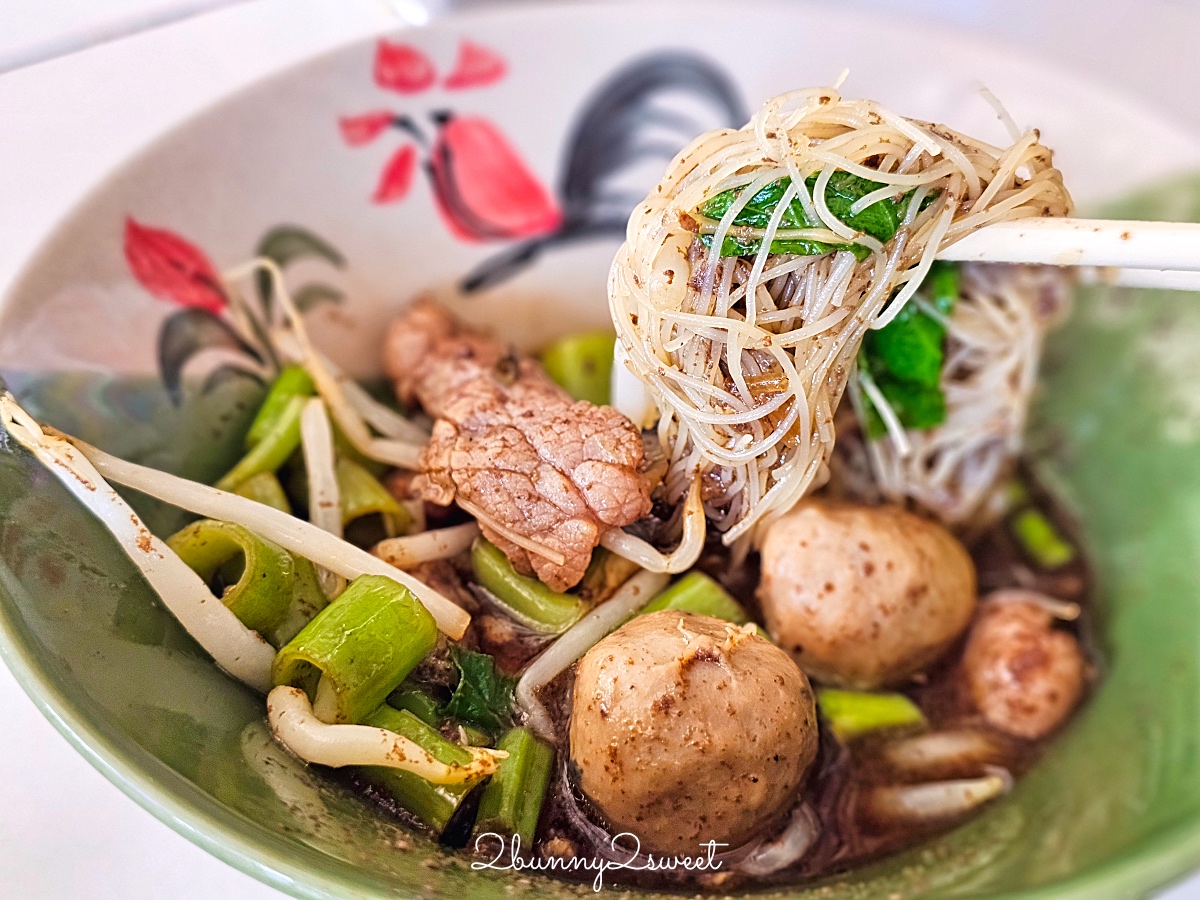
4,3,1200,898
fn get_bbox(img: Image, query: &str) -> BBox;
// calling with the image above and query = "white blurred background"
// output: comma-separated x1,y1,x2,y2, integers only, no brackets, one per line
1,0,1198,896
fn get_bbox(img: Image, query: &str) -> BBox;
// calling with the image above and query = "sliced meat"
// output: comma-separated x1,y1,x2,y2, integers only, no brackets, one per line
384,298,651,590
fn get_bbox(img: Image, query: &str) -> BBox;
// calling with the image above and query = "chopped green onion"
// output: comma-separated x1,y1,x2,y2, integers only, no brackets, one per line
215,394,304,492
640,571,750,624
577,549,640,604
263,555,328,648
471,538,588,634
246,365,315,448
167,519,296,635
233,471,292,514
457,724,494,749
1005,479,1031,507
332,422,388,477
818,688,926,742
337,457,411,538
388,681,444,728
1011,509,1076,569
359,704,486,834
273,574,438,724
475,727,554,846
539,331,616,406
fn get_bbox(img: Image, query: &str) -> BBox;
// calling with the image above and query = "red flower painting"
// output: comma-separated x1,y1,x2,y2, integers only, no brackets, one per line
340,37,560,244
339,110,395,146
124,218,226,314
443,41,506,90
374,41,437,94
373,144,418,204
124,220,346,402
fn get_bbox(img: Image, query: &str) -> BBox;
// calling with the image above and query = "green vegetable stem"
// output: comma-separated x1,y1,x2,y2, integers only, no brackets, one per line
539,331,616,406
215,394,305,492
471,538,588,634
232,471,293,514
475,727,555,847
640,572,750,624
337,457,411,539
273,574,438,724
359,704,487,835
817,688,927,742
262,554,328,648
245,365,315,448
387,681,445,728
1011,508,1076,569
167,519,297,635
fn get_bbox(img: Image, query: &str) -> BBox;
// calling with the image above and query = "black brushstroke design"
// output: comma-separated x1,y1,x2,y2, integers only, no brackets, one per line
254,224,346,312
461,52,746,293
158,308,262,403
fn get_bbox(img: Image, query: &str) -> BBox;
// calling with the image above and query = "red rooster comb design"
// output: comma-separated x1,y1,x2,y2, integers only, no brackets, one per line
424,112,560,241
339,41,744,292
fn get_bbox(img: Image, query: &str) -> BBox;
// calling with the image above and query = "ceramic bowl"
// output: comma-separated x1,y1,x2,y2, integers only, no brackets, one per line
4,2,1200,898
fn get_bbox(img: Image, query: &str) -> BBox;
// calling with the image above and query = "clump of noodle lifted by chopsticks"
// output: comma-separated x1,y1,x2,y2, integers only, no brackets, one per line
609,85,1072,545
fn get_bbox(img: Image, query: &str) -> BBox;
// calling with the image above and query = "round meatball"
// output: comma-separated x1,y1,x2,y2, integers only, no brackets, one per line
963,590,1085,739
569,611,818,855
757,500,976,689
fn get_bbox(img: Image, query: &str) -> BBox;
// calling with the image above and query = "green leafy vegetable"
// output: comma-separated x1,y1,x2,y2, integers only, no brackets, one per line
697,172,932,260
444,647,516,735
859,261,960,437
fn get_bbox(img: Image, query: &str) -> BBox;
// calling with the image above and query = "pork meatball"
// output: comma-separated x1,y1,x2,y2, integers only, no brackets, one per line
962,590,1085,739
569,611,818,855
758,500,976,689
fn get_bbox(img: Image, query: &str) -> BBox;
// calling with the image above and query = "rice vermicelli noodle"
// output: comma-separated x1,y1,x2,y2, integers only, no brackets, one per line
609,85,1073,544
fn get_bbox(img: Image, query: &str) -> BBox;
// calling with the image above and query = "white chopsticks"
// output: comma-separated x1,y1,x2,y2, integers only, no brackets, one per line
936,218,1200,292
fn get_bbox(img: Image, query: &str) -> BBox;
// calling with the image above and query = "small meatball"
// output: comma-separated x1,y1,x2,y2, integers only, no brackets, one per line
758,500,976,689
570,611,818,855
962,590,1085,739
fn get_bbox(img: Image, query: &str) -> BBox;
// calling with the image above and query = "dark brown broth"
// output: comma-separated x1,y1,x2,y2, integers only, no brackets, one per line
347,477,1097,892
